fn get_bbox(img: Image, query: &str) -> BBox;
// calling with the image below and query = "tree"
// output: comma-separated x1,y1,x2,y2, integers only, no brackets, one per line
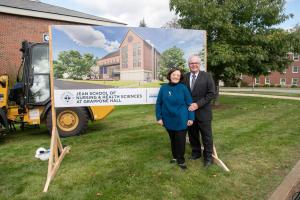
158,46,187,80
288,25,300,53
54,50,95,80
139,18,147,27
170,0,293,95
162,17,181,29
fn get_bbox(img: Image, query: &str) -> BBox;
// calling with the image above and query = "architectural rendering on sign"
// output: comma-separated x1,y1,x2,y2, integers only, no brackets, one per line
51,25,206,83
97,29,161,81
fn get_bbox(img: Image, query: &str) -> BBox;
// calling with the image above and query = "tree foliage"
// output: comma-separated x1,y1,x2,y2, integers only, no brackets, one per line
161,17,182,29
170,0,293,84
288,25,300,53
158,46,187,80
54,50,95,80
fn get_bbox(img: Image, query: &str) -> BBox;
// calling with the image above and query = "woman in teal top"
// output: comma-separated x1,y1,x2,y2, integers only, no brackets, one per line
156,68,194,169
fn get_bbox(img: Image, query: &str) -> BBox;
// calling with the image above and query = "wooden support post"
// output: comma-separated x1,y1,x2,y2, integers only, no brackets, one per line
43,26,70,192
187,135,230,172
43,128,70,192
212,145,230,172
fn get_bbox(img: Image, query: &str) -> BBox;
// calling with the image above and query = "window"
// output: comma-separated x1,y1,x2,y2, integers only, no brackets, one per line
265,77,270,85
255,77,260,85
101,67,107,74
292,66,299,73
292,78,298,86
282,68,287,74
138,58,141,68
280,78,286,86
121,46,128,68
133,43,141,68
294,53,299,61
29,44,50,104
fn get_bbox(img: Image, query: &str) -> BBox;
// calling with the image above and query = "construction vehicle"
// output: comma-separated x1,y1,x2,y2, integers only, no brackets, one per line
0,41,114,137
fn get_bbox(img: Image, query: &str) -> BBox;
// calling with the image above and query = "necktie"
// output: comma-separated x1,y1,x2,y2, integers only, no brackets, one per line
191,74,196,91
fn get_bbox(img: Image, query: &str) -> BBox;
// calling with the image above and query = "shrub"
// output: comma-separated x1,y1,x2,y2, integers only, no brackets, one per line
240,80,250,87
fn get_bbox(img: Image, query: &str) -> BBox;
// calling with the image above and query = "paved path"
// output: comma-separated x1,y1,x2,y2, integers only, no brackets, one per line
220,87,300,94
220,92,300,101
54,79,113,90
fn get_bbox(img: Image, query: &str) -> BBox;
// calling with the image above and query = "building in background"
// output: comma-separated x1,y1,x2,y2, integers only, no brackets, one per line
241,52,299,87
96,50,120,80
0,0,125,81
97,29,161,81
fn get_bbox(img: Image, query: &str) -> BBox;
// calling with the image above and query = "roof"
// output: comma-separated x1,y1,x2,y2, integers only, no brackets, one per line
100,50,120,60
120,29,161,55
0,0,126,25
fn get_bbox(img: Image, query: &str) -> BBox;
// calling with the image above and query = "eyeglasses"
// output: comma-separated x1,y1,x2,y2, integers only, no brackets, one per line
189,62,199,65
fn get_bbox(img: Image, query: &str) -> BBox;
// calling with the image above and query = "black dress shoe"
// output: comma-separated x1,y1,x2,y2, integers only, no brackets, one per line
178,163,187,170
169,159,177,164
204,160,213,168
189,155,201,160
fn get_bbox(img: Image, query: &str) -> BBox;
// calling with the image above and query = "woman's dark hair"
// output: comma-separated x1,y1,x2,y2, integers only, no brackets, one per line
166,68,184,82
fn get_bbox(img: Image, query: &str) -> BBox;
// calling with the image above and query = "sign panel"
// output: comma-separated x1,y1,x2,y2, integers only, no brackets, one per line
55,88,159,107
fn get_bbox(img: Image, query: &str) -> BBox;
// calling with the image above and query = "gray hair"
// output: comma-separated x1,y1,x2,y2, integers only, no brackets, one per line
188,54,201,64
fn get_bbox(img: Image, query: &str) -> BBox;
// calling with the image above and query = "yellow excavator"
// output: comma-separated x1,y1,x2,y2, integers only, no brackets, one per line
0,41,114,137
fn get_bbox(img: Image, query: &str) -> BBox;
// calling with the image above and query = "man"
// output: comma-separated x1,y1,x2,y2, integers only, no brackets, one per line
184,55,216,167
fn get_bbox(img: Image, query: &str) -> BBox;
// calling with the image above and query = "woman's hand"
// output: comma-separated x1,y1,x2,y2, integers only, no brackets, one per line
187,120,193,126
157,119,164,126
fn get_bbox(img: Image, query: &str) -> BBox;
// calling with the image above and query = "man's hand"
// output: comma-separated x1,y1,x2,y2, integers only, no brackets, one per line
157,119,164,126
188,103,199,111
187,120,193,126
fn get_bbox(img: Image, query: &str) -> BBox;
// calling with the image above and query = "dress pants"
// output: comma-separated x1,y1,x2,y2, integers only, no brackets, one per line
188,120,213,161
166,129,187,164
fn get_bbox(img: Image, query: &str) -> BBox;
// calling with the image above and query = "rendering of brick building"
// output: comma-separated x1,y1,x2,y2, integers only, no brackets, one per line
96,50,120,80
241,53,300,87
0,0,125,81
97,29,161,81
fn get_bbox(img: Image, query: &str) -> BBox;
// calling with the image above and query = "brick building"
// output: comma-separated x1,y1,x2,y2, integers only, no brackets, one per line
97,50,120,80
97,29,161,81
241,53,300,87
0,0,125,82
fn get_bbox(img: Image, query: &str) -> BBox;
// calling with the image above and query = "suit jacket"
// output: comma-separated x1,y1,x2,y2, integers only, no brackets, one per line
184,71,216,122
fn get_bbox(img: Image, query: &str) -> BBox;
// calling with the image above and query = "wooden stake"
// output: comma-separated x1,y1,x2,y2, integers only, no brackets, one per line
212,145,230,172
43,26,70,192
187,136,230,172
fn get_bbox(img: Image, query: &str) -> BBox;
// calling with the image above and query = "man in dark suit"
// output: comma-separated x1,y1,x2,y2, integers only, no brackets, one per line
184,55,216,167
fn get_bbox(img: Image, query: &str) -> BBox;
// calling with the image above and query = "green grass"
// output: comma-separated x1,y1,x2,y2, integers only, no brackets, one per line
1,96,300,200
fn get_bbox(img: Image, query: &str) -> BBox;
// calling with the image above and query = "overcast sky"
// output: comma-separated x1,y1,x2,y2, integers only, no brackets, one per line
42,0,300,29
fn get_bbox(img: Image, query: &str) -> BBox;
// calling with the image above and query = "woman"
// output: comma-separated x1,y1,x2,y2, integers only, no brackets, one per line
156,68,194,169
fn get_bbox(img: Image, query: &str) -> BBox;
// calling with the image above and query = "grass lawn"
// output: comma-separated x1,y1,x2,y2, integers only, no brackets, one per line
0,96,300,200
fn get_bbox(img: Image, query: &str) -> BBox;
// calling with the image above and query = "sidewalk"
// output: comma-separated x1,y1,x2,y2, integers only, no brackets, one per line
220,92,300,101
220,87,300,94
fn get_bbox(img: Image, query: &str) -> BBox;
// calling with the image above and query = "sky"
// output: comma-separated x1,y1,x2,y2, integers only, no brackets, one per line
42,0,300,29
